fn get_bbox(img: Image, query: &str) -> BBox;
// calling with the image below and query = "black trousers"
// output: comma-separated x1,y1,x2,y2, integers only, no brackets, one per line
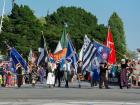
99,75,108,88
55,72,61,87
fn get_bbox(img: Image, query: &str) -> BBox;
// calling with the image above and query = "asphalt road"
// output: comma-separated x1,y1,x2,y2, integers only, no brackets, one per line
0,82,140,105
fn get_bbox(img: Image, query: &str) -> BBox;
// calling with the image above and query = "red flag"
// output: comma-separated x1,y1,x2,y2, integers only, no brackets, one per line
105,27,116,64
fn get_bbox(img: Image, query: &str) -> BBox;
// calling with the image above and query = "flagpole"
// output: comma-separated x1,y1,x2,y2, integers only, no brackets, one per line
0,0,5,34
107,25,111,47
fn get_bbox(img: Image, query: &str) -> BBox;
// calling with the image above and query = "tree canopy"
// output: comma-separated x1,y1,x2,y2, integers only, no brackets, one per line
108,12,127,61
45,6,107,51
0,4,127,61
1,4,43,54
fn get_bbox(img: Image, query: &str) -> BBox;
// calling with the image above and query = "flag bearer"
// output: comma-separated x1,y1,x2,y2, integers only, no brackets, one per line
99,61,110,89
16,63,23,88
63,58,72,88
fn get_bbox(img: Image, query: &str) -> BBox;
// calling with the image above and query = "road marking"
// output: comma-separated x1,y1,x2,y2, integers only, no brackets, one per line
0,101,139,105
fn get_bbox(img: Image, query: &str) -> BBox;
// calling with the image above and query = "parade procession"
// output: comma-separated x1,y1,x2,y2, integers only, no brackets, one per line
0,24,140,90
0,1,140,91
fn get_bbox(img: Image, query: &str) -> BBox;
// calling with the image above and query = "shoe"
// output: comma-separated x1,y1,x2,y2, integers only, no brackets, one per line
127,86,130,89
65,85,69,88
120,86,123,89
99,87,102,89
106,87,111,89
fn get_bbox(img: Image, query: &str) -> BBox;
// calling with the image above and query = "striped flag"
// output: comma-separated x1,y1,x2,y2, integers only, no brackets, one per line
82,35,97,71
79,35,91,61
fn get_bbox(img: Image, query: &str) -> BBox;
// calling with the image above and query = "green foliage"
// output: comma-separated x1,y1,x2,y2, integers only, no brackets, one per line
127,49,137,60
0,4,126,62
108,12,127,61
45,6,107,51
0,4,44,55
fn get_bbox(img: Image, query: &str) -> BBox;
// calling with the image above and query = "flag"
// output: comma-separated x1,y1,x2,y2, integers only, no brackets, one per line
60,28,68,48
66,37,78,72
105,28,116,64
10,48,28,71
54,41,62,54
28,49,37,71
79,35,91,61
93,41,110,64
28,49,36,64
53,28,68,61
37,35,47,66
79,48,83,61
82,36,97,70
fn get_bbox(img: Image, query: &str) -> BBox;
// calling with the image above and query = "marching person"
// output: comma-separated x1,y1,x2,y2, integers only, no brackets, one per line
47,62,56,88
77,61,83,88
31,65,38,87
90,61,100,87
99,61,110,89
63,58,72,88
38,66,45,84
119,59,129,89
54,62,62,87
16,63,23,88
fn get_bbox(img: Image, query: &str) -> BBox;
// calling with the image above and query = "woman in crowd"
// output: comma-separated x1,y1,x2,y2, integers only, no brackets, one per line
47,62,56,88
119,59,129,89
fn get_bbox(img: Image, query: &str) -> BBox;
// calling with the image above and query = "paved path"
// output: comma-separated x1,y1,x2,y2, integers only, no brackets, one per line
0,100,139,105
0,82,140,105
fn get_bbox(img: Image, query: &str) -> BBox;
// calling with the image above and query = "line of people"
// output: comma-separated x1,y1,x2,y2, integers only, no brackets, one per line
0,58,140,89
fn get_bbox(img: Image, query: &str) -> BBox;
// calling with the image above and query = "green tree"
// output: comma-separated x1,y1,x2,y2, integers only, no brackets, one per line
45,6,107,51
108,12,127,61
127,49,137,60
0,4,44,54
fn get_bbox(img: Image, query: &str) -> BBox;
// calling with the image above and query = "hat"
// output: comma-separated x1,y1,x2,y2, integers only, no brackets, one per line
16,63,21,67
121,59,125,62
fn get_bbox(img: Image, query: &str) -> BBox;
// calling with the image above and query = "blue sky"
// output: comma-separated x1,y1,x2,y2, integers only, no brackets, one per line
0,0,140,51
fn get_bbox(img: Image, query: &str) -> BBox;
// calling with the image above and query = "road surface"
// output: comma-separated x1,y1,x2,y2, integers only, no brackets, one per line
0,82,140,105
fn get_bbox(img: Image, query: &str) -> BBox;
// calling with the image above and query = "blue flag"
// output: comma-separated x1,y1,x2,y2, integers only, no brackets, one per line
93,41,110,63
10,48,28,71
66,39,78,72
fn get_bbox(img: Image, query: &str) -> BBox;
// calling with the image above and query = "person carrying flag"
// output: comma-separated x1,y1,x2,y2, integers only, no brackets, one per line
16,63,23,88
63,57,72,88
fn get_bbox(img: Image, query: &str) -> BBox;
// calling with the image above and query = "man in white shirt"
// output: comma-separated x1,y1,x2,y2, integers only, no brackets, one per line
63,58,72,88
